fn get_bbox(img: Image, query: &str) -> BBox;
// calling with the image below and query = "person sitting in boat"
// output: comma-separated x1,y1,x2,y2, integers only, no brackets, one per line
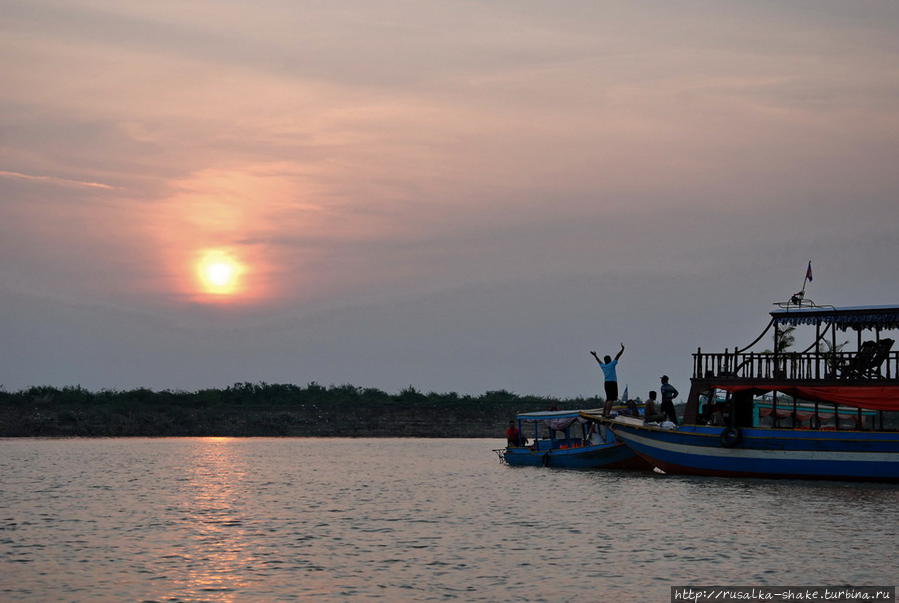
643,391,666,423
590,343,625,403
505,421,523,447
660,376,679,425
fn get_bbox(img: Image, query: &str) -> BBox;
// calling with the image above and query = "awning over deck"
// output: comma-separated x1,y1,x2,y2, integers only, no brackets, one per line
515,409,584,421
715,384,899,411
770,305,899,331
516,409,600,432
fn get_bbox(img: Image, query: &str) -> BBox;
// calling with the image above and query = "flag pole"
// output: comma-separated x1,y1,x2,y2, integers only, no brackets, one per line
800,260,812,295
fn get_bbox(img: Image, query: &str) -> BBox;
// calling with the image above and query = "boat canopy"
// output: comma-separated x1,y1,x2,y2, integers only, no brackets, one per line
714,384,899,411
770,305,899,331
515,409,602,432
515,409,586,421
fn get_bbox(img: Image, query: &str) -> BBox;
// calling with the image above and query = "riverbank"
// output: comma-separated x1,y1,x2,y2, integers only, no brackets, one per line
0,383,604,437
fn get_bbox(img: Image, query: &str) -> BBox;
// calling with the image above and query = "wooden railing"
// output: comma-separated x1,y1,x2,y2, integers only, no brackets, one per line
692,349,899,382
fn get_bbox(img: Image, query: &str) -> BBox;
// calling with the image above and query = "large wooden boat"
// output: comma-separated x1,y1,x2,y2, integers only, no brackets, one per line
498,409,651,470
582,305,899,482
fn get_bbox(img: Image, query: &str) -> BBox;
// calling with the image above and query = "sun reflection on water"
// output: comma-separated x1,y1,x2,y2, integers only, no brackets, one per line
160,438,253,602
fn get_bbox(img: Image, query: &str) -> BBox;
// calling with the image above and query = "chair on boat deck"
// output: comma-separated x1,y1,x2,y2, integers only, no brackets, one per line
863,338,895,378
840,338,894,379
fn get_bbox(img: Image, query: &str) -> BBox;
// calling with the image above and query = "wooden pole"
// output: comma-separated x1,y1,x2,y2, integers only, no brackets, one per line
773,322,780,378
815,321,821,379
772,390,778,428
792,396,797,429
831,323,837,378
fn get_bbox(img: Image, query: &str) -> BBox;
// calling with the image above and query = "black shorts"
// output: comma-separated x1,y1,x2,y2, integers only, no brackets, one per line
604,381,619,402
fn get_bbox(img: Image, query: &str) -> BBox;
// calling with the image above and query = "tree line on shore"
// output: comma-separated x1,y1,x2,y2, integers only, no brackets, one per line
0,382,605,437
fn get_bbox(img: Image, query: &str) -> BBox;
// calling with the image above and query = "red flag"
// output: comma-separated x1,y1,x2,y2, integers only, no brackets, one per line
805,261,813,283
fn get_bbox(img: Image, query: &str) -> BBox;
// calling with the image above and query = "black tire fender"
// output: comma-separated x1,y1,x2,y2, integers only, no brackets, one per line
720,426,742,448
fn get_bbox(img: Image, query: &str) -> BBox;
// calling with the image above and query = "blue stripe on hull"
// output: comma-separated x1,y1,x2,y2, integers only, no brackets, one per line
612,424,899,482
503,442,641,469
627,425,899,452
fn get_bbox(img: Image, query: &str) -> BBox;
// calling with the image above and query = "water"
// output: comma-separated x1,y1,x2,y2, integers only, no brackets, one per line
1,438,897,602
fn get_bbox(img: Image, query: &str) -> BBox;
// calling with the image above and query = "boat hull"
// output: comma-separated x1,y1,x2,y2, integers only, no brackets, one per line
610,423,899,482
503,441,649,470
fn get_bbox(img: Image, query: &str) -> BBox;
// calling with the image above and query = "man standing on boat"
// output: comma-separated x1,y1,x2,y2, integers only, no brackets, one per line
590,343,625,403
660,375,679,425
505,421,522,447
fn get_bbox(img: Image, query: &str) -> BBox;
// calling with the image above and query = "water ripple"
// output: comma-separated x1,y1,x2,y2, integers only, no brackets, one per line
1,438,897,601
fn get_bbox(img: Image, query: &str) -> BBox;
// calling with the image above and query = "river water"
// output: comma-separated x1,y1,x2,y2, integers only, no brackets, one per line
1,438,897,602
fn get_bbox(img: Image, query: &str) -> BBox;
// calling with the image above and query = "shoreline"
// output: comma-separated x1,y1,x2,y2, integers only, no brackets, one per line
0,383,606,439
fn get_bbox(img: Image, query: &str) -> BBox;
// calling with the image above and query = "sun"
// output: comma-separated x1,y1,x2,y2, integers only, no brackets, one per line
197,250,243,296
206,262,235,286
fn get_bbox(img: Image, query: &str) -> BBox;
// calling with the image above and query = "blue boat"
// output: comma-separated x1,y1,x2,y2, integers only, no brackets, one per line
498,409,651,470
583,304,899,482
589,419,899,481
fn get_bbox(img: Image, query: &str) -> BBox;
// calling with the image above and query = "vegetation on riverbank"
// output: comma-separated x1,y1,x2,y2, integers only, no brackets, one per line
0,383,604,437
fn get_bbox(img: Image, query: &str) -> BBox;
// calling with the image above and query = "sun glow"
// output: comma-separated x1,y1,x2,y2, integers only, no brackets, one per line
207,262,234,286
197,250,243,296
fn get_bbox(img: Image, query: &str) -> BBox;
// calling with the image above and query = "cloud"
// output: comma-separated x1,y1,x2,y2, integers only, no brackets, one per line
1,0,898,391
0,169,116,190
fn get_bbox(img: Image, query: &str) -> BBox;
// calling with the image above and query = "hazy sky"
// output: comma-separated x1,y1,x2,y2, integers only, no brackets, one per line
2,0,898,398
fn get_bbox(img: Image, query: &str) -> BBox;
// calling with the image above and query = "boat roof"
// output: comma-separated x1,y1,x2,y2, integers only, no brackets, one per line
770,305,899,330
515,409,593,421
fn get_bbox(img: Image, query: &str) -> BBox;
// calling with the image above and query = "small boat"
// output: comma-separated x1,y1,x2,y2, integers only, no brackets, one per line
497,409,651,470
583,304,899,482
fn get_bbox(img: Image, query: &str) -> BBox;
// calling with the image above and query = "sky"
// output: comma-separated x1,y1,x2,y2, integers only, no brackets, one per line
2,0,899,398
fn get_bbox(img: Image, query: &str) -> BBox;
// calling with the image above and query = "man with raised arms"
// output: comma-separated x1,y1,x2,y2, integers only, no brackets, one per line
590,343,625,404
